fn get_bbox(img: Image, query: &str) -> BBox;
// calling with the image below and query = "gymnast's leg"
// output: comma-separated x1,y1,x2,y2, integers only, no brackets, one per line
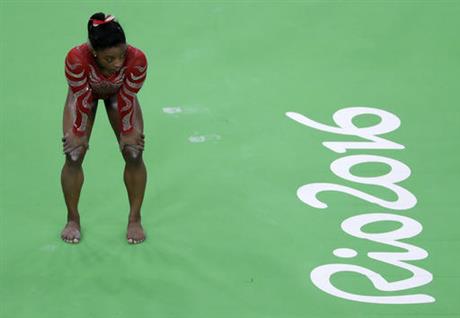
104,95,147,244
60,88,98,243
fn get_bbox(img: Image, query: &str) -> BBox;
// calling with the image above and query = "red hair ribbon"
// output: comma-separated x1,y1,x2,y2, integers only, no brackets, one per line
91,15,115,27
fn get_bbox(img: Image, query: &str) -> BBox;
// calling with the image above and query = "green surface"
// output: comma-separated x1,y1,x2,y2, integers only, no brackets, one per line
1,1,459,317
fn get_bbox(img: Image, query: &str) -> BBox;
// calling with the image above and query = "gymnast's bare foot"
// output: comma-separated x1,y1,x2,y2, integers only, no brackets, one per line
61,220,81,243
127,221,145,244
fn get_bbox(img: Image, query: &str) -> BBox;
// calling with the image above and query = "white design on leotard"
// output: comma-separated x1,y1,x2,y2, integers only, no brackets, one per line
120,91,133,112
65,62,84,78
68,77,87,87
126,77,144,89
89,65,101,82
130,71,146,81
122,85,136,97
135,65,146,73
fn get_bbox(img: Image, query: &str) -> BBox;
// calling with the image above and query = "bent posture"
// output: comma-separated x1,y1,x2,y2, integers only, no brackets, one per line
61,12,148,244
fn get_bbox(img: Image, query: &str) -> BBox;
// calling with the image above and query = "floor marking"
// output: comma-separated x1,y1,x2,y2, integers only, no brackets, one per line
162,106,183,114
162,106,208,115
188,133,222,143
333,248,358,258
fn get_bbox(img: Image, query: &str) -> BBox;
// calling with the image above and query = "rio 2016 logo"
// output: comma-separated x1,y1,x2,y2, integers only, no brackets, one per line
286,107,435,304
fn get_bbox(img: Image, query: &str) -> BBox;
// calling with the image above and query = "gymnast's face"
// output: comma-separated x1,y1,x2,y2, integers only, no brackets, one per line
93,43,127,75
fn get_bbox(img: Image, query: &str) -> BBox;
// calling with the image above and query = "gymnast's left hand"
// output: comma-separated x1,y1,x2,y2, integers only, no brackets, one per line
119,128,145,151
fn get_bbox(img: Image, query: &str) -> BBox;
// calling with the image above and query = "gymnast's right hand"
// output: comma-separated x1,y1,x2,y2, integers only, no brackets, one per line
62,130,89,155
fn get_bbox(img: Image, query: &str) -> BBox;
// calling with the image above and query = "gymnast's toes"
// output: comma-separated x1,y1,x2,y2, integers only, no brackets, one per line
61,221,81,244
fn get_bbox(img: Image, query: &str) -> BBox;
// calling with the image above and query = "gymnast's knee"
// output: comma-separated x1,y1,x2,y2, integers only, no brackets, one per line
65,146,87,167
122,145,143,165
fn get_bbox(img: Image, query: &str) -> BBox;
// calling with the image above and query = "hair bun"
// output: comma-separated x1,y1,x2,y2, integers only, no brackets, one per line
87,12,107,32
87,12,126,50
90,12,106,21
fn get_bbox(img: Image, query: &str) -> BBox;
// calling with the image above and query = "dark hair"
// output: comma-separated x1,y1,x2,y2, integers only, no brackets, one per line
87,12,126,51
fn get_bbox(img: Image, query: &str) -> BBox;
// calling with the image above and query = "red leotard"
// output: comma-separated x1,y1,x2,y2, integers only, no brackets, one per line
64,43,147,136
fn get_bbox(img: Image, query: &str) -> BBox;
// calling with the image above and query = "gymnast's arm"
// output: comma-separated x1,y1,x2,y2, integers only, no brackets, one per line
117,50,147,134
62,50,93,154
117,50,147,149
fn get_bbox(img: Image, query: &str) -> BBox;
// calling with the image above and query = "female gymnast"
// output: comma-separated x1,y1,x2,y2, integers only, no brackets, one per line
61,12,148,244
